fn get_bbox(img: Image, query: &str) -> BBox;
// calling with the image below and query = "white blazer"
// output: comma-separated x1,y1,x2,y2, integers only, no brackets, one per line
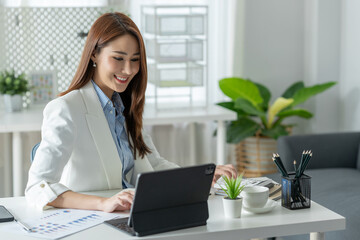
25,81,179,210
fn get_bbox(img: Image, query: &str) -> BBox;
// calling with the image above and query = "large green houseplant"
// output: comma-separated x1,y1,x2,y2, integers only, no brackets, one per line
217,78,336,143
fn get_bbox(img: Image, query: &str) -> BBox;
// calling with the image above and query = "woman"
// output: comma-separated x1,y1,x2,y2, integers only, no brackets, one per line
25,12,236,212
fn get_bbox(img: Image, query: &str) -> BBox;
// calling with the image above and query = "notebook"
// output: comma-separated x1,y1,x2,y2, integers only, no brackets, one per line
104,163,216,236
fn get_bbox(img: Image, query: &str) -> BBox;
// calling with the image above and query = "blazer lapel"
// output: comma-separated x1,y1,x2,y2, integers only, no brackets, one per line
129,153,154,185
80,82,123,189
123,129,154,185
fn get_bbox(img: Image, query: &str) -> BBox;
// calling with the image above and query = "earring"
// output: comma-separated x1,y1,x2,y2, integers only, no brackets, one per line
93,62,96,67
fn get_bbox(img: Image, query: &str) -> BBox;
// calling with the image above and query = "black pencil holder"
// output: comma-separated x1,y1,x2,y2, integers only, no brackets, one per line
281,173,311,210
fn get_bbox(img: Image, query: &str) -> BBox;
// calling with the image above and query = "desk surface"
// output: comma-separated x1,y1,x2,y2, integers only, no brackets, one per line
0,104,236,133
0,190,345,240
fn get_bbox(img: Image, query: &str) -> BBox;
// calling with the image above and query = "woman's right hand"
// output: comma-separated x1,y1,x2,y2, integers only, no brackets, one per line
100,190,135,213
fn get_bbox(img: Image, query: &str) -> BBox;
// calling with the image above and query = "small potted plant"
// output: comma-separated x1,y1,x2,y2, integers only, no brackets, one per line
220,173,245,218
0,70,30,112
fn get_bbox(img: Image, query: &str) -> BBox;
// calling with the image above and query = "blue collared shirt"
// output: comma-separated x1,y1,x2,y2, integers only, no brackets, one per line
91,80,134,188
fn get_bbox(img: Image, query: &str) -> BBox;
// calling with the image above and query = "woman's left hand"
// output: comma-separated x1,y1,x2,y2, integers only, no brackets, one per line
212,164,237,186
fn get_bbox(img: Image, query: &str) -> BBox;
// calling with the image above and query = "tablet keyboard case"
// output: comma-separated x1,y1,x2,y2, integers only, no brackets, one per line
129,164,215,236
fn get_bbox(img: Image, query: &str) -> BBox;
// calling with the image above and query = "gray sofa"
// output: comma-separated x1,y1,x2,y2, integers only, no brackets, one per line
267,132,360,240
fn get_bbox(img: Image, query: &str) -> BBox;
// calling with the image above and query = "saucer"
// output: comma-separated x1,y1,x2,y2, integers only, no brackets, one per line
243,199,277,214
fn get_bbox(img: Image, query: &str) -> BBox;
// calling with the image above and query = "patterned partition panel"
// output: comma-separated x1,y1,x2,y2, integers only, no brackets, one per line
1,6,126,106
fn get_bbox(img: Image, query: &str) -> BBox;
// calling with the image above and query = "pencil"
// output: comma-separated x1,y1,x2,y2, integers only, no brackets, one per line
272,157,287,177
275,153,288,176
272,155,289,177
296,150,306,178
300,151,312,176
298,150,305,174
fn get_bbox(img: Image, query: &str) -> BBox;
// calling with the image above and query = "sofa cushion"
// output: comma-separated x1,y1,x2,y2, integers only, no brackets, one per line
277,132,360,171
267,168,360,240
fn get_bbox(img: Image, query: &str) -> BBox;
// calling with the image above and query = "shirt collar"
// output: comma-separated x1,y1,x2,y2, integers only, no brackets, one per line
91,80,124,113
112,91,125,113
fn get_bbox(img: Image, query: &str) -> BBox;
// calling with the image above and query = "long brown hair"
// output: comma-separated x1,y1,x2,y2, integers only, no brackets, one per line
60,12,150,158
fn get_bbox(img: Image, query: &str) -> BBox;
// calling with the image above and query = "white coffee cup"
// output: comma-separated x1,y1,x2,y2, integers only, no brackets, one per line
242,186,269,208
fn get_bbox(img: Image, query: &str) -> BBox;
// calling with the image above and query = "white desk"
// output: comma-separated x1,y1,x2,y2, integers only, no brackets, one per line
0,105,236,196
0,191,346,240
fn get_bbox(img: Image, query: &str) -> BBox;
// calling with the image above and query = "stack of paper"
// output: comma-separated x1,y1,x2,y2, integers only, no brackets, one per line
0,208,127,239
214,177,281,201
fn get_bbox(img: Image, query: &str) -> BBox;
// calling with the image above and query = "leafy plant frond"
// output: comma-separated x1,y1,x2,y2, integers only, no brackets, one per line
254,82,271,111
219,77,263,106
220,174,245,199
282,81,305,98
291,82,337,107
217,101,247,116
227,118,261,143
261,125,289,139
267,97,294,128
234,98,266,117
277,109,313,119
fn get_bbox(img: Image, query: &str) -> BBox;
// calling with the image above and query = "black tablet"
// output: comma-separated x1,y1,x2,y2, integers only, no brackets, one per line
105,163,215,236
0,205,15,223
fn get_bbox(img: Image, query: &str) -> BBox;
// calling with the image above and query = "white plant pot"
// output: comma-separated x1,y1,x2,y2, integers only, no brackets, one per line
222,197,243,218
3,94,23,112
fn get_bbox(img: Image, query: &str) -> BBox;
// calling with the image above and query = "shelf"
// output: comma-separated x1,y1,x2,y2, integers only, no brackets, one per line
141,5,208,109
148,62,204,88
146,38,204,63
142,6,207,36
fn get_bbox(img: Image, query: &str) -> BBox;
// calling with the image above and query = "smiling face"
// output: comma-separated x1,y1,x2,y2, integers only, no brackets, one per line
91,34,140,99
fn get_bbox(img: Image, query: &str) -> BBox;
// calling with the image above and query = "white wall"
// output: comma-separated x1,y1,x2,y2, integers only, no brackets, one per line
339,0,360,131
239,0,306,133
303,0,341,133
241,0,304,100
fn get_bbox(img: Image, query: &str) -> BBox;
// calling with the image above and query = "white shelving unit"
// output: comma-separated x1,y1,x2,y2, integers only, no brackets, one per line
141,5,208,110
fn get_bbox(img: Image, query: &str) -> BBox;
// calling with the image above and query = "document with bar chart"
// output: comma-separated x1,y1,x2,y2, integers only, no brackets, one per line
0,208,128,239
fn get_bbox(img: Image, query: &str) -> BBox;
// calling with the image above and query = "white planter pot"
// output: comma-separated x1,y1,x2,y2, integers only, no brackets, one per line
3,94,23,112
222,197,243,218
